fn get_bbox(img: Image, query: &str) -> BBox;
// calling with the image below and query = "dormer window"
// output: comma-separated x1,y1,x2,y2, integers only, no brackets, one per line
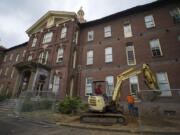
60,27,67,39
42,32,53,44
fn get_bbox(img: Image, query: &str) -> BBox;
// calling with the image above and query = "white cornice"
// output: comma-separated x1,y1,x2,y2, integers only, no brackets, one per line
26,11,77,35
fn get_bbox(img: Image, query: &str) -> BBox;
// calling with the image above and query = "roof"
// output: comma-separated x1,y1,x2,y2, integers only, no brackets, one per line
6,42,28,52
80,0,179,27
26,10,76,34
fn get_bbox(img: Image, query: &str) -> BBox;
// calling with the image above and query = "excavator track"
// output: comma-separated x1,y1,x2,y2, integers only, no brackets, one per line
80,113,126,126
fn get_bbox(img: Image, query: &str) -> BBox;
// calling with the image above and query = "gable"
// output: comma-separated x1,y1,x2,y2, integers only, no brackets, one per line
26,11,76,35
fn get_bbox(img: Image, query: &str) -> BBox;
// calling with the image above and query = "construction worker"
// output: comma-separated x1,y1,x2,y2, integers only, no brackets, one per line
95,84,103,95
95,84,108,102
127,94,135,115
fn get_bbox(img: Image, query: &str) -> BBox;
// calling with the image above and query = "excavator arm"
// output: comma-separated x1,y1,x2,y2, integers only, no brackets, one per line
111,64,159,107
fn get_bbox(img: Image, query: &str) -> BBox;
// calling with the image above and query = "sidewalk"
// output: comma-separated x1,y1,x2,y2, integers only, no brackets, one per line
17,111,180,134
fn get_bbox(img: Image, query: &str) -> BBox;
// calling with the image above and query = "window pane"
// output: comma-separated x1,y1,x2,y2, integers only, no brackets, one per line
104,26,111,37
88,31,94,41
156,73,171,96
124,24,132,38
87,50,93,65
150,39,162,56
86,77,93,95
61,27,67,39
144,15,155,28
57,48,64,63
129,76,138,96
106,76,114,96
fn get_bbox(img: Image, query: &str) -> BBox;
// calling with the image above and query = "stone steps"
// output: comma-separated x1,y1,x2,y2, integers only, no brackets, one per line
0,99,16,114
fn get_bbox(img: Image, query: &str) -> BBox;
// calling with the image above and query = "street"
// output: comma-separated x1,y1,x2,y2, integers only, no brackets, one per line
0,114,131,135
0,114,179,135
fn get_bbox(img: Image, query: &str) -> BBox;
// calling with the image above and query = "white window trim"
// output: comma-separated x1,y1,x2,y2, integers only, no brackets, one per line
144,15,155,28
5,67,9,76
124,24,132,38
11,68,15,78
105,76,114,96
39,51,48,64
149,39,163,57
87,30,94,41
85,77,93,96
3,55,7,62
23,50,26,57
42,32,53,44
32,38,37,47
10,54,13,61
126,45,136,65
156,72,171,97
56,48,64,63
104,26,112,38
87,50,93,65
129,76,139,97
16,54,20,62
105,47,113,63
60,27,67,39
27,55,32,61
73,51,77,69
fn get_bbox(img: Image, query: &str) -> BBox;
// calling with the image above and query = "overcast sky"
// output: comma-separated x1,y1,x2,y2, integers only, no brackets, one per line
0,0,157,48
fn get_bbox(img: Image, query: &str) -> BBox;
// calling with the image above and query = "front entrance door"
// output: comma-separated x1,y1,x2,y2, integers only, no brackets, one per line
17,70,31,97
35,75,46,96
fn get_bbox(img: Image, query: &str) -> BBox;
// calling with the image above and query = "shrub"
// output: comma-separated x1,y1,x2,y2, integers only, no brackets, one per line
0,95,7,102
58,96,87,114
0,94,11,102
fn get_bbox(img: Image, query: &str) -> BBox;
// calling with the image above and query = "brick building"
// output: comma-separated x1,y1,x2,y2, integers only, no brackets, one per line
0,0,180,112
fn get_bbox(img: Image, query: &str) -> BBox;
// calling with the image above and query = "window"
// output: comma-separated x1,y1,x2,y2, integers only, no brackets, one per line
149,39,163,57
42,32,53,44
169,8,180,23
105,47,113,63
73,51,77,69
129,76,139,97
3,55,7,62
124,23,132,38
106,76,114,96
56,48,64,63
87,30,94,41
104,26,111,38
156,72,171,96
39,51,49,64
0,69,2,76
178,35,180,41
0,84,3,94
5,67,9,76
87,50,93,65
32,38,37,47
23,50,26,57
60,27,67,39
11,68,15,78
144,15,155,28
10,54,13,61
126,43,136,65
27,55,32,61
16,54,20,62
75,31,79,44
52,75,60,94
85,77,93,96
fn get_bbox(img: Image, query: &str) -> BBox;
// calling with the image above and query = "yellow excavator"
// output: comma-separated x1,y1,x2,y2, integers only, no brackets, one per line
80,64,160,125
